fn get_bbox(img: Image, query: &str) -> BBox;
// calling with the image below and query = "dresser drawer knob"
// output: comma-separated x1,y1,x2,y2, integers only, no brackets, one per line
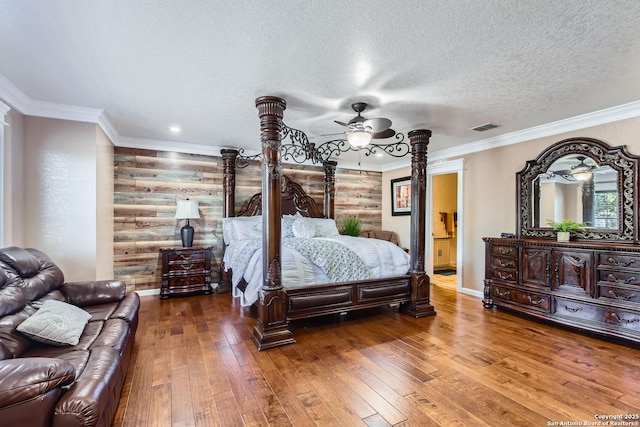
610,312,640,324
498,248,512,255
607,257,636,267
497,260,514,268
606,273,636,284
181,264,194,270
497,272,513,280
561,304,583,313
495,289,510,297
607,290,636,301
527,295,545,305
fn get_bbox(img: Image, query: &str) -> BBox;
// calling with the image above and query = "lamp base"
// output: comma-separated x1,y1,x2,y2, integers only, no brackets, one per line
181,224,194,247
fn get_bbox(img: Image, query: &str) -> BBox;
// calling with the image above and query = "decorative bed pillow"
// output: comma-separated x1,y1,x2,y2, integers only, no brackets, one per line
17,300,92,346
253,213,302,238
222,216,262,245
292,217,340,238
281,213,302,238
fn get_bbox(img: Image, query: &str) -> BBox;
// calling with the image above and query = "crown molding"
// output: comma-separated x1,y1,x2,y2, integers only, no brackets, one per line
0,73,30,112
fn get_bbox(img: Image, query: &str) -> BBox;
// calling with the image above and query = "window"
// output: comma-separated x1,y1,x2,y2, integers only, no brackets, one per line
593,191,618,229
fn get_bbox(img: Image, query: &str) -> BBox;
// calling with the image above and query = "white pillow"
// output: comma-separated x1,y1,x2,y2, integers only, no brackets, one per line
17,300,92,346
222,216,262,245
292,217,340,238
253,213,302,238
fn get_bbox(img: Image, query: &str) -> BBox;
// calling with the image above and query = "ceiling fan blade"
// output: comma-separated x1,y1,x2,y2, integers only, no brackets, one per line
363,117,392,133
321,131,348,137
371,129,396,139
550,169,572,176
334,120,351,128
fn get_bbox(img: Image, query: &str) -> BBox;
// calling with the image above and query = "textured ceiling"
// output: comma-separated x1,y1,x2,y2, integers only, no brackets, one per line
2,0,640,169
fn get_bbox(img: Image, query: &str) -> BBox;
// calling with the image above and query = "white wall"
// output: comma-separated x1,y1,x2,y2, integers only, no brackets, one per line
95,126,114,280
23,116,106,281
3,107,24,246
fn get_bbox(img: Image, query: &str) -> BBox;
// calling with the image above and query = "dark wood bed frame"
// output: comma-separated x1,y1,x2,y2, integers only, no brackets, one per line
220,96,435,350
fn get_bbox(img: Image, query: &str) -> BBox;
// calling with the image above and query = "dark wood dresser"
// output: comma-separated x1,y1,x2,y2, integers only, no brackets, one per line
483,237,640,344
159,246,214,299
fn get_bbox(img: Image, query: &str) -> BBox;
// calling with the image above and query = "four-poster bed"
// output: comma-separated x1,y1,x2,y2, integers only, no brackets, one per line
221,96,435,350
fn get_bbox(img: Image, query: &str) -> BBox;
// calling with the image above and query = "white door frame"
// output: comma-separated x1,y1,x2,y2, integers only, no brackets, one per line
426,159,464,292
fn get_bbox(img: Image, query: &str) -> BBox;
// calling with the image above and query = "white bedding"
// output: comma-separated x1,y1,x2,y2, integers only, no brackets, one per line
223,235,411,306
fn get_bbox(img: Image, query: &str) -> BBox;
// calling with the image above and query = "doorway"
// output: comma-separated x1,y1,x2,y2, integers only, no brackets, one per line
427,159,464,292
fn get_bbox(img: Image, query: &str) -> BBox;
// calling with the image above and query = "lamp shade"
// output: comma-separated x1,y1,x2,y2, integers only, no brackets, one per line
175,200,200,219
347,131,372,148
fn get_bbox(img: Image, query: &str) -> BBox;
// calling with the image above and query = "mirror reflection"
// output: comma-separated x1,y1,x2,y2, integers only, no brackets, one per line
532,155,618,230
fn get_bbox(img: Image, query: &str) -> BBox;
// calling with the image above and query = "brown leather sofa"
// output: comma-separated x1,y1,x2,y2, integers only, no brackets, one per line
0,246,139,427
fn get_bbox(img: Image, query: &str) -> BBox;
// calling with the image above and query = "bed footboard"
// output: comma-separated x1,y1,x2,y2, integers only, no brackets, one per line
285,276,411,320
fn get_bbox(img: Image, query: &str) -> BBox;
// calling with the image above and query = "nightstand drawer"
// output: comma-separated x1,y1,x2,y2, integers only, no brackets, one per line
166,260,206,273
168,250,206,263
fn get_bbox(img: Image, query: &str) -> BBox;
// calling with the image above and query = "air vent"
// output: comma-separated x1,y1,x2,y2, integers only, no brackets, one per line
470,123,500,132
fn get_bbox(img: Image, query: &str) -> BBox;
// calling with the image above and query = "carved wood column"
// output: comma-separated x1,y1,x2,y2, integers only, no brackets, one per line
221,149,238,218
252,96,295,350
218,149,238,294
401,129,436,318
323,160,337,219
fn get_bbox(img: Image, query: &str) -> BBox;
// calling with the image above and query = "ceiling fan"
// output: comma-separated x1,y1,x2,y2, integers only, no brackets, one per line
324,102,396,147
550,156,598,181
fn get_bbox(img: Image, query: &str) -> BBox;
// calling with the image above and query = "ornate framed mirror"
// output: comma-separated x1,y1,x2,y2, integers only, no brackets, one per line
517,137,640,242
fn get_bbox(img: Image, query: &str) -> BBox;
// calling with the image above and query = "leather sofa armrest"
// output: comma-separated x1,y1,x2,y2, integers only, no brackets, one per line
0,357,75,408
60,280,126,307
111,291,140,324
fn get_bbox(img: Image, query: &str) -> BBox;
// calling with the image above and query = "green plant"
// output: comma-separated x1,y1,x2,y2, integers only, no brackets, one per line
546,219,586,232
341,216,362,237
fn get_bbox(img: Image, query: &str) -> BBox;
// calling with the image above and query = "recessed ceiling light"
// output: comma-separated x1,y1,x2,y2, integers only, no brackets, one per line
169,125,181,134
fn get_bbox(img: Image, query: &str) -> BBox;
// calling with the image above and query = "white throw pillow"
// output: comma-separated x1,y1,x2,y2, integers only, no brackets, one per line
292,217,340,238
17,300,92,346
222,216,262,245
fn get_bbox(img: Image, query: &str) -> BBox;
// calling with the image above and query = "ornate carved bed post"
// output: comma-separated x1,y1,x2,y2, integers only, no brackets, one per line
252,96,295,350
401,129,436,318
218,149,239,293
323,160,337,219
221,149,238,218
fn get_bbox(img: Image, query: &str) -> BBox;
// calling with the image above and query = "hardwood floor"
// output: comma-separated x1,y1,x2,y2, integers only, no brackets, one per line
113,284,640,426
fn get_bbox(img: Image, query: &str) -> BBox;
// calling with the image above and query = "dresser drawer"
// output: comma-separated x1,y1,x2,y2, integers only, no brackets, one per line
492,257,517,270
597,284,640,303
491,245,517,258
598,253,640,271
555,297,640,332
491,267,518,283
597,269,640,286
491,285,550,312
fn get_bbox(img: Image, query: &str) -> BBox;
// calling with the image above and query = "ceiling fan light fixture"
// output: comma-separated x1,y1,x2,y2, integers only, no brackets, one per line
570,156,594,181
572,170,593,181
347,130,372,148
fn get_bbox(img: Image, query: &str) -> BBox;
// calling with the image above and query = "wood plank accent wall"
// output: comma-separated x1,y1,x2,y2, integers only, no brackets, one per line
114,147,382,292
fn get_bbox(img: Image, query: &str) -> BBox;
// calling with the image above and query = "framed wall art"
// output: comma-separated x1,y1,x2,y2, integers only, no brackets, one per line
391,176,411,216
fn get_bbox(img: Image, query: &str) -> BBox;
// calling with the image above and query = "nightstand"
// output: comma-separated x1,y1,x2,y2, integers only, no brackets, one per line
159,246,214,299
